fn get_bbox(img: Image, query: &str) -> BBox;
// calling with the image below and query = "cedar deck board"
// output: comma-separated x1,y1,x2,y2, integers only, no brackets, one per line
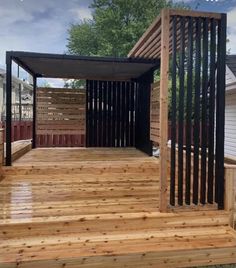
0,148,235,267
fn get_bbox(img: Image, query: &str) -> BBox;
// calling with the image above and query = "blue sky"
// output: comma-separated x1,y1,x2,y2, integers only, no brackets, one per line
0,0,236,86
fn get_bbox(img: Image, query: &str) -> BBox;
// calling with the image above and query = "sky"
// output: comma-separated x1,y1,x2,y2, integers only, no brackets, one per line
0,0,236,86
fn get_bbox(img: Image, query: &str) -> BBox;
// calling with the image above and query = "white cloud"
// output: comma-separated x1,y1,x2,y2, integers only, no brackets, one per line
70,7,92,21
0,0,92,73
38,78,65,88
227,7,236,54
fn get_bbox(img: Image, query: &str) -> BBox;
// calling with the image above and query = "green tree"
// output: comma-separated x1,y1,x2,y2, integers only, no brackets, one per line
67,0,188,57
67,20,99,56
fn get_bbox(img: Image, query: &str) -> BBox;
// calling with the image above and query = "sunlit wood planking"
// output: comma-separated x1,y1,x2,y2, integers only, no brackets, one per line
0,148,236,267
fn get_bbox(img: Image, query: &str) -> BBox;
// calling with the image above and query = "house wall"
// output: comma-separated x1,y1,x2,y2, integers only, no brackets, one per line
225,88,236,158
0,72,33,121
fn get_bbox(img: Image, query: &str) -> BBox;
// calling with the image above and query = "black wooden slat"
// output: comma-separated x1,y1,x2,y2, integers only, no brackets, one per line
107,81,112,147
130,82,134,146
178,16,185,206
208,19,216,204
126,82,130,146
121,82,126,147
5,53,12,165
193,18,202,205
112,82,117,147
215,14,226,209
102,81,107,147
90,80,94,146
88,80,91,146
32,76,37,149
85,80,88,146
170,15,177,206
86,80,89,147
97,81,103,147
116,82,121,147
200,18,209,204
93,80,98,146
185,17,193,205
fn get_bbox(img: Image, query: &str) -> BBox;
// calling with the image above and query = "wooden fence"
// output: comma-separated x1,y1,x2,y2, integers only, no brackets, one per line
224,163,236,228
0,121,33,142
36,87,86,147
150,81,160,145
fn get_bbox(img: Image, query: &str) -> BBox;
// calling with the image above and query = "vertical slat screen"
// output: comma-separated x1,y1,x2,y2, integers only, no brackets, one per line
169,14,226,209
86,80,137,147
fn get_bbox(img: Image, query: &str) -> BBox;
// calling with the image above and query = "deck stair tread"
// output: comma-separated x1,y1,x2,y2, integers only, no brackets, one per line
1,226,236,266
0,148,236,267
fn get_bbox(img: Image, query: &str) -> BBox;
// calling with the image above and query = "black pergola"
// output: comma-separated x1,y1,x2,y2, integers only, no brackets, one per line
6,51,159,165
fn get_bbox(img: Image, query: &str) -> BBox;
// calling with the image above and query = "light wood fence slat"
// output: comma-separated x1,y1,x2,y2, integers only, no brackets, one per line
36,88,86,147
150,81,160,145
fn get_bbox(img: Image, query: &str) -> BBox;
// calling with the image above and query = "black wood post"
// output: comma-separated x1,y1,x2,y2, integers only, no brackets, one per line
6,52,12,166
178,16,185,206
86,80,89,147
135,70,153,155
200,18,209,204
185,17,193,205
208,19,216,204
215,14,226,209
32,75,37,149
170,15,177,206
193,18,202,205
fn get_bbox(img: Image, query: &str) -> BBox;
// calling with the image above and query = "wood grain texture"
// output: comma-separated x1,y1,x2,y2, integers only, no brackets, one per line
150,82,160,145
225,165,236,228
159,9,170,212
0,148,235,267
36,87,86,146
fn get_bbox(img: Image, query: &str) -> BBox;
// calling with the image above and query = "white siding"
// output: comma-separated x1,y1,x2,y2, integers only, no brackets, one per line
225,89,236,157
226,65,236,86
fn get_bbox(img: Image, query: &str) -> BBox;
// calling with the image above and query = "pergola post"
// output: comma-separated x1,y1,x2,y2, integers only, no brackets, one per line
159,9,170,212
32,75,37,149
5,52,12,166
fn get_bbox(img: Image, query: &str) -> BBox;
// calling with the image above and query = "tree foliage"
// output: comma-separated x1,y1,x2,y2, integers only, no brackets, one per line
67,0,188,57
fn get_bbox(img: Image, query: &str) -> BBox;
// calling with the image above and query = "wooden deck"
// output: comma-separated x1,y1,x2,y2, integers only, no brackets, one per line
0,148,236,267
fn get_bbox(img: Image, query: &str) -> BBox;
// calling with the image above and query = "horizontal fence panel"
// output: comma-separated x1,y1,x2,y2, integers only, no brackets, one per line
150,81,160,144
36,87,86,147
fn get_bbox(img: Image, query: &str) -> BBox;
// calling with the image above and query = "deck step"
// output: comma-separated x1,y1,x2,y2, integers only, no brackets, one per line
0,211,230,239
0,226,236,267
